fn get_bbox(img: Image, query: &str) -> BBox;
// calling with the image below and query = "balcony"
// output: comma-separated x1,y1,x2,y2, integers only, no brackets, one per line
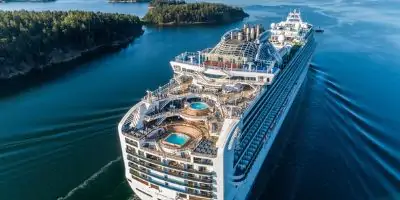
186,188,213,199
129,168,140,177
125,138,138,147
193,157,213,166
126,146,136,155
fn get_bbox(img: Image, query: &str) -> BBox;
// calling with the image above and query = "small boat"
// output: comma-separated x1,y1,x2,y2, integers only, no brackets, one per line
315,26,324,33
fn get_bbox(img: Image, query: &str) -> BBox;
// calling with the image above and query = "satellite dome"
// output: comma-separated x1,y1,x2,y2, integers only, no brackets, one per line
270,23,276,29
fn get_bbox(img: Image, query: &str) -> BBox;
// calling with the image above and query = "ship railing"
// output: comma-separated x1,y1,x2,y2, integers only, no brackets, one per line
202,48,213,53
174,59,272,74
124,123,169,140
174,60,202,66
148,79,178,96
174,51,202,63
205,65,270,73
175,51,200,58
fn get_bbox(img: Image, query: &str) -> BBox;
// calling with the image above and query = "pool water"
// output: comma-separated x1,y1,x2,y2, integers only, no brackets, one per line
164,133,190,146
190,102,208,110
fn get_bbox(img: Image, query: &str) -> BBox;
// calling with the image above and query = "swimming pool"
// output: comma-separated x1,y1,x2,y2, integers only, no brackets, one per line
190,102,209,110
163,133,190,147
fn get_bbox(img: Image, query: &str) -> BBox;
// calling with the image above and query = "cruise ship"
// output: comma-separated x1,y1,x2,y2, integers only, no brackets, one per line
118,10,316,200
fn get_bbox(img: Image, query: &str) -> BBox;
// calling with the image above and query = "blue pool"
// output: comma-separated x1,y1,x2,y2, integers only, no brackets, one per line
190,102,209,110
164,133,190,147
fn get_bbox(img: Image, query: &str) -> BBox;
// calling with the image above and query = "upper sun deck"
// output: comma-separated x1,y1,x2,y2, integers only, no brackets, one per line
173,23,283,74
173,11,312,76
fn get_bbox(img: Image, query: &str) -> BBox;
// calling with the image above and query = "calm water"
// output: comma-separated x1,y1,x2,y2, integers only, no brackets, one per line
1,0,400,200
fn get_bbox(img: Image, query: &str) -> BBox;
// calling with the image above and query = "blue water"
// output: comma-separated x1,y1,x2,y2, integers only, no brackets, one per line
0,0,399,200
164,133,190,146
190,102,209,110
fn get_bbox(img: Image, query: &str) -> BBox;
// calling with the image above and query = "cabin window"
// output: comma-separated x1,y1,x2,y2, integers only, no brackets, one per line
245,77,256,81
178,193,187,198
231,76,244,80
203,73,224,79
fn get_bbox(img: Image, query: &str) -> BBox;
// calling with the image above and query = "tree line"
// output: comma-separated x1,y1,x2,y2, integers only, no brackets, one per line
149,0,185,7
0,10,143,78
143,0,249,25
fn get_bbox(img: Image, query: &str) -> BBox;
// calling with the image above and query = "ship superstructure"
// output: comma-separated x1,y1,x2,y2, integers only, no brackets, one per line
118,10,316,200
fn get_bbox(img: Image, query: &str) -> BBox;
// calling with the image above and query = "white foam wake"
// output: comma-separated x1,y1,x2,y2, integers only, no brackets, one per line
57,157,122,200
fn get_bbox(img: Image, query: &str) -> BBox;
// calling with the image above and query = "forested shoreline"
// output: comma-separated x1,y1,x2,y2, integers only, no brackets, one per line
143,0,248,25
108,0,150,3
0,10,143,79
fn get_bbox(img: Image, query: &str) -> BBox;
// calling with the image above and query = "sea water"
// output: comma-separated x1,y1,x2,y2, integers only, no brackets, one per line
0,0,399,200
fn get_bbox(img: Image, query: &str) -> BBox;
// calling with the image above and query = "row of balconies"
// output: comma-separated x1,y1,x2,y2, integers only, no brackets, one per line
233,37,315,179
235,37,311,162
129,168,214,199
127,154,213,184
126,147,213,175
129,162,213,191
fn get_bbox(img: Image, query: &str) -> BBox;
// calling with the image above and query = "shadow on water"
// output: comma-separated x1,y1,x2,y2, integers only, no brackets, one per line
250,67,311,200
0,39,135,99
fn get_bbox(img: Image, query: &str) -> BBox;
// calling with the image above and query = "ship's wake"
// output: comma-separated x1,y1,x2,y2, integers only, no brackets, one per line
56,157,128,200
310,64,400,199
0,105,134,199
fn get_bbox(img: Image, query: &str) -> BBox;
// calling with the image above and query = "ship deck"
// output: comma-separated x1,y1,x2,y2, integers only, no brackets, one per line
121,74,261,160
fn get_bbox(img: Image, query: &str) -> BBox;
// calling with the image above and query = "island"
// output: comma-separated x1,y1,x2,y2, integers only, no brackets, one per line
143,0,249,26
0,10,143,79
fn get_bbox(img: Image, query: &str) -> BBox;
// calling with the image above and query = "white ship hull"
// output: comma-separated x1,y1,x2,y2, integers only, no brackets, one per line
231,59,310,200
121,61,310,200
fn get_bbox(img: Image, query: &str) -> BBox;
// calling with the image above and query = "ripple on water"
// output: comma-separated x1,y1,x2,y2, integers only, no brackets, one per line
320,67,400,199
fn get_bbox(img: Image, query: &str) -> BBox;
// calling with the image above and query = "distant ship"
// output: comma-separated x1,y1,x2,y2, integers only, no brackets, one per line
118,9,316,200
315,26,324,33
